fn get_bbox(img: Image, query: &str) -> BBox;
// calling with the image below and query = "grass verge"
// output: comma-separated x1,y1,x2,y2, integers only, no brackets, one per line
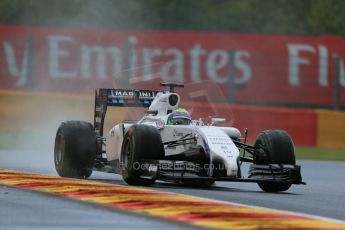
295,147,345,161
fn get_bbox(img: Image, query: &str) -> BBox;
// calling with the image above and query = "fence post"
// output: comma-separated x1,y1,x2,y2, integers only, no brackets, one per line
333,56,341,110
228,49,236,103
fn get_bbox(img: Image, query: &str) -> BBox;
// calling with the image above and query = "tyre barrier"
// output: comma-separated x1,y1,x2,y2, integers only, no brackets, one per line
181,102,318,146
316,109,345,149
0,90,127,132
1,90,345,149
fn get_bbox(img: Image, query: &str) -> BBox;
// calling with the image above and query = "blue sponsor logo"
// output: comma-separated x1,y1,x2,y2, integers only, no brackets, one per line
111,98,125,104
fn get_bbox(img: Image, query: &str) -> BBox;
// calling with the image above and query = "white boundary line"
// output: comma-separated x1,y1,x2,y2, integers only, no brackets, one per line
188,194,345,225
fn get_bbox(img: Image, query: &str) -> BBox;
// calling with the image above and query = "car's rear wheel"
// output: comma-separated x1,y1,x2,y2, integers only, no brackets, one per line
253,130,295,193
54,121,98,179
121,124,163,185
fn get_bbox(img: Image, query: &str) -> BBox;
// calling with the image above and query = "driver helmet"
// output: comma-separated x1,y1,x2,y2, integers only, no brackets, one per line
167,108,191,125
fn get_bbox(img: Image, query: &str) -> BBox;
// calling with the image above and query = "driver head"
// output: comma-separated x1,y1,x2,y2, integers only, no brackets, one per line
167,108,191,125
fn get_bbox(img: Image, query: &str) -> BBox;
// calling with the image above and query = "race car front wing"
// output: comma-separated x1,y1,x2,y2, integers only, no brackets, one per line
139,160,305,185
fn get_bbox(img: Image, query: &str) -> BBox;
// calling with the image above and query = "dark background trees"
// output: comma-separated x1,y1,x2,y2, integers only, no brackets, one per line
0,0,344,35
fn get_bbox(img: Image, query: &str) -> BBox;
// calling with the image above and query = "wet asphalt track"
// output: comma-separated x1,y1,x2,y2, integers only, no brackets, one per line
1,150,345,229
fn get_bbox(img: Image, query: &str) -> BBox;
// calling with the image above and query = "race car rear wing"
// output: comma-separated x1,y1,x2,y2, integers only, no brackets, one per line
94,88,161,136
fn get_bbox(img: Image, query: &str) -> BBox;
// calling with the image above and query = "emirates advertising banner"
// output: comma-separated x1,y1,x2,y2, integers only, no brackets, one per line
1,24,345,107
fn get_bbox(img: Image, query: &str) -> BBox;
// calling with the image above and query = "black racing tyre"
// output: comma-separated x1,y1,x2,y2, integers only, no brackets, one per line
54,121,98,179
258,182,292,193
254,130,295,193
121,124,163,185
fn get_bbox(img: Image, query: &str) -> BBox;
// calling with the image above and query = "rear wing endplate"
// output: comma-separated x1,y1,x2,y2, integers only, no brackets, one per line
94,88,160,136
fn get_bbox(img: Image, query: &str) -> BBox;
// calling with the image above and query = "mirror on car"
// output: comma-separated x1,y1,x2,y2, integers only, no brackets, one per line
211,118,226,126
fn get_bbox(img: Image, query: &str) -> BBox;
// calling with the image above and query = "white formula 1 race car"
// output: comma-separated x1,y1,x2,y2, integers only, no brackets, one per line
54,83,304,192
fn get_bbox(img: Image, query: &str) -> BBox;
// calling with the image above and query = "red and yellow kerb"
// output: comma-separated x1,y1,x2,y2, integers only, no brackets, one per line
0,169,344,230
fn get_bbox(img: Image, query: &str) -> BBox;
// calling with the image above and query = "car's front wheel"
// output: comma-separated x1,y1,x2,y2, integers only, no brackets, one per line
253,130,295,193
121,124,163,185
